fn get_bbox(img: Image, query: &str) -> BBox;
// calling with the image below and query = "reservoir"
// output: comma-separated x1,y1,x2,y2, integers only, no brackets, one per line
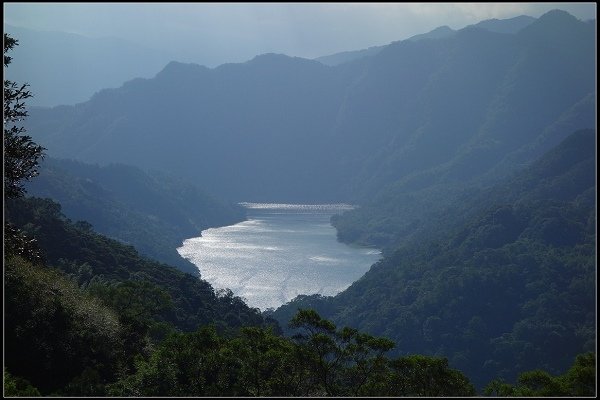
177,203,381,310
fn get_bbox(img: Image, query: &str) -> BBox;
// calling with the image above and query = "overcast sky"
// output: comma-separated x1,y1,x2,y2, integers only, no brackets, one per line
4,2,597,67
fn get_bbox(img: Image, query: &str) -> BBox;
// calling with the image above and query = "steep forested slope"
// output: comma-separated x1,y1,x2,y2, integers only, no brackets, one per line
272,129,596,389
25,10,595,204
25,157,245,274
332,10,594,200
4,193,279,395
5,195,271,333
332,11,595,246
4,10,596,397
3,196,478,397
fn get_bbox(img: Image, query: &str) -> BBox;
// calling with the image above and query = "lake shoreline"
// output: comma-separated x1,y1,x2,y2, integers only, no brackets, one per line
178,203,381,311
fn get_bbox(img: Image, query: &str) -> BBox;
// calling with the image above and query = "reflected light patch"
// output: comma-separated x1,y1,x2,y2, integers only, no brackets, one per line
178,203,381,310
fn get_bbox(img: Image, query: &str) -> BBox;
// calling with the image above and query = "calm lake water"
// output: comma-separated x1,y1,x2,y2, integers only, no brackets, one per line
177,203,381,310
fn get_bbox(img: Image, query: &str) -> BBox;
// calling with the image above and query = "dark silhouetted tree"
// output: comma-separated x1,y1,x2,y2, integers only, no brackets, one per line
4,33,46,264
4,33,45,198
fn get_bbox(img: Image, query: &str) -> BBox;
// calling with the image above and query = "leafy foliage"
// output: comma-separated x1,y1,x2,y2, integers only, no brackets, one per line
4,33,46,268
274,130,596,389
3,195,279,395
107,309,476,397
3,222,44,265
3,369,41,397
484,352,596,397
3,14,596,397
5,255,123,395
3,33,44,199
5,195,273,334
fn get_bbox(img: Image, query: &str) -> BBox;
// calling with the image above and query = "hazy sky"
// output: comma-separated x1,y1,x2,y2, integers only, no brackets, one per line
4,2,597,67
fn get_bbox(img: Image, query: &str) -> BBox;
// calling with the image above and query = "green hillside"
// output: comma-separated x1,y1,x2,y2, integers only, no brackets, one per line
272,129,596,389
5,194,276,394
25,157,245,274
4,9,596,397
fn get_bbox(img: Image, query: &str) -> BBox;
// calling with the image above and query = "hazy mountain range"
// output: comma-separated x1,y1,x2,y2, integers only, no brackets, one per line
5,15,540,107
5,8,596,395
25,10,595,205
315,15,536,66
3,24,175,106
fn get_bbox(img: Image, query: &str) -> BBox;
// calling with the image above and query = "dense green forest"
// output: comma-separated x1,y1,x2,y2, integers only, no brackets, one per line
6,194,274,395
272,129,596,389
4,10,597,397
4,217,593,397
5,195,273,333
24,157,245,274
5,88,595,399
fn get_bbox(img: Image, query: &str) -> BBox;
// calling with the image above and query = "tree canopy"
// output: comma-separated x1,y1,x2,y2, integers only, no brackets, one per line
4,33,45,199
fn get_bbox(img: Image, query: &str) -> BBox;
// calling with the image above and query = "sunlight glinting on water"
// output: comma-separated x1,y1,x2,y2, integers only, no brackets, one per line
177,203,380,310
238,202,355,211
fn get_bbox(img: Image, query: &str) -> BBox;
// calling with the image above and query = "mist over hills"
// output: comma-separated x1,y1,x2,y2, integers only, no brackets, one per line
3,24,174,107
26,10,595,205
315,14,536,66
5,8,596,396
5,14,540,107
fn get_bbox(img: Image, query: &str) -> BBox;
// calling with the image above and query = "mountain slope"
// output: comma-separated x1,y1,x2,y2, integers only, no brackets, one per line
25,10,595,205
5,193,278,395
331,10,595,246
24,158,245,274
314,14,536,67
271,129,596,389
26,53,351,202
315,44,385,66
5,195,272,334
468,15,536,34
332,10,595,201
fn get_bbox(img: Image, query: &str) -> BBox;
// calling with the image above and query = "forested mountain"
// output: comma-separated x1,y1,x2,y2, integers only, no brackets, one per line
24,157,245,274
25,10,594,206
5,195,271,333
4,194,277,395
271,129,596,389
3,24,173,106
6,189,589,396
331,10,595,248
330,10,594,202
3,8,596,397
315,15,536,67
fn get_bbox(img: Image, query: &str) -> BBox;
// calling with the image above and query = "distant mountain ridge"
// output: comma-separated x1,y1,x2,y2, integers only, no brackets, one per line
8,9,596,395
327,9,596,248
468,15,536,34
315,14,536,66
315,44,385,67
406,25,455,42
25,10,594,206
4,24,174,106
